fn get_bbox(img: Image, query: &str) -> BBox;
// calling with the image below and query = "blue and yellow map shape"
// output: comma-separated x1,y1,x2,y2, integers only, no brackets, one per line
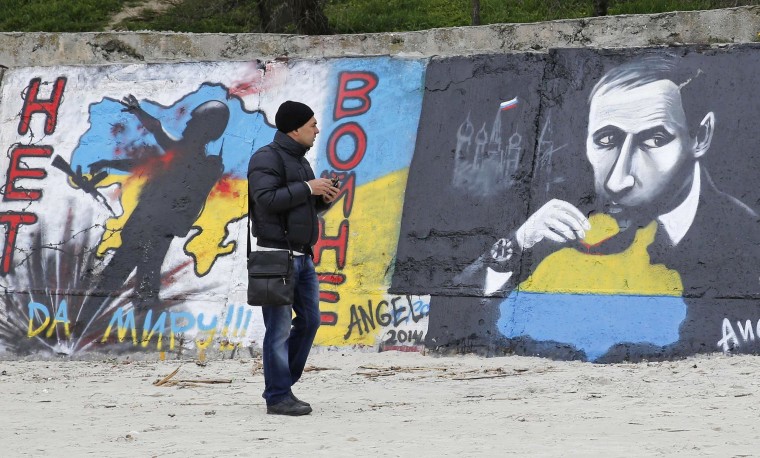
69,84,274,275
498,214,688,361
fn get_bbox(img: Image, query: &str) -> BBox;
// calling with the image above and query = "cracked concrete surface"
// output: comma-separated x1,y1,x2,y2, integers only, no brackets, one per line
0,7,758,67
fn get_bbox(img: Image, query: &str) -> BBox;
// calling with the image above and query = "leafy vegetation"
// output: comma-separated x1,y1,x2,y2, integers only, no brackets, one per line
0,0,137,32
117,0,264,33
326,0,760,33
1,0,759,34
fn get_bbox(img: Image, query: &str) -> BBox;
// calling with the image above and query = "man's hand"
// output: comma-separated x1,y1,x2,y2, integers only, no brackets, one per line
307,178,340,202
515,199,591,250
120,94,140,113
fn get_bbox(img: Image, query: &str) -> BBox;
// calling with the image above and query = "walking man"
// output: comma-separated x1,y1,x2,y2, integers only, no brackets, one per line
248,101,339,415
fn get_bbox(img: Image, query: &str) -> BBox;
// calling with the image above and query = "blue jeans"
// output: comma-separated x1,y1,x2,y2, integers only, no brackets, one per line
261,255,321,405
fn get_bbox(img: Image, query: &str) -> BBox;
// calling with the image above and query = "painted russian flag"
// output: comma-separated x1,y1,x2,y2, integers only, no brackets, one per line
499,97,519,111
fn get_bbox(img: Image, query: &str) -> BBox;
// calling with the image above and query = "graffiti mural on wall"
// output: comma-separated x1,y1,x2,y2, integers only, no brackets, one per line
313,57,430,350
10,46,760,363
0,57,429,357
393,46,760,361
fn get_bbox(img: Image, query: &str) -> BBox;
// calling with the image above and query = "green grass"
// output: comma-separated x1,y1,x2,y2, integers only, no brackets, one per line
325,0,599,32
1,0,760,33
326,0,760,33
118,0,263,33
609,0,760,15
609,0,760,14
0,0,135,32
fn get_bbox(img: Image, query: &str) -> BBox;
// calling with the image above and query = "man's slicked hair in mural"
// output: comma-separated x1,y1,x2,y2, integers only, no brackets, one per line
588,54,707,137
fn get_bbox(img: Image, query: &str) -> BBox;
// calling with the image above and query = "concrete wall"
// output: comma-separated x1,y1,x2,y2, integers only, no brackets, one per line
392,46,760,362
1,7,760,360
0,7,759,64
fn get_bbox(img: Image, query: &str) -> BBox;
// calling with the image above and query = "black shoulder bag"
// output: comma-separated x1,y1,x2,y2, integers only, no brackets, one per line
247,151,295,306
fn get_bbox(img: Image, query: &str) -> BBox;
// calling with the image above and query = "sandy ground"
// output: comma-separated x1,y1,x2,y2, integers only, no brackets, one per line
1,350,759,457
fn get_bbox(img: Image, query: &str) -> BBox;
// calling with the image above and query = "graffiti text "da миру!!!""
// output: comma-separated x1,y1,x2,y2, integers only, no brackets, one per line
28,300,252,351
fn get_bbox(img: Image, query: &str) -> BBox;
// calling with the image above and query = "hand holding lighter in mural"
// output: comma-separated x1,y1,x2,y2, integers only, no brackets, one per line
515,198,591,250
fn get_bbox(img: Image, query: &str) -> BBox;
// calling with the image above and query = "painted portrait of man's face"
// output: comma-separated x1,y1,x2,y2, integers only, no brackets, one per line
585,79,699,226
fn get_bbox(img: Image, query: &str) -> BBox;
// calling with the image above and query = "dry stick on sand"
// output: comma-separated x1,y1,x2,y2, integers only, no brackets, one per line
451,368,532,381
451,373,514,381
153,366,231,387
355,370,398,378
153,366,181,386
303,366,341,372
358,365,449,372
354,365,536,380
356,365,486,379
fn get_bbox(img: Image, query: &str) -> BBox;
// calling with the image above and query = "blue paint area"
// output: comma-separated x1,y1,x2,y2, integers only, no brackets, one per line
497,292,687,361
318,57,426,183
70,84,276,178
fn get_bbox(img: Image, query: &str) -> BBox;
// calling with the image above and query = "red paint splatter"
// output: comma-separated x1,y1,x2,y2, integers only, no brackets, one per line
160,259,195,287
110,122,126,137
158,151,175,166
227,61,283,98
130,150,175,177
209,174,239,198
578,235,617,255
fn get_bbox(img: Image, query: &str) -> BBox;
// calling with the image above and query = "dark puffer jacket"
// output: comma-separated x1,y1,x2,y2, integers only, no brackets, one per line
248,131,330,254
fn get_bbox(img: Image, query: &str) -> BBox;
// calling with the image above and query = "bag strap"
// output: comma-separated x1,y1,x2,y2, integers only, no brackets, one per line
248,149,293,260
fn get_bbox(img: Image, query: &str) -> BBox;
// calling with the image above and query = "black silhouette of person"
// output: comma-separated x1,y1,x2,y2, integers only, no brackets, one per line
78,94,230,327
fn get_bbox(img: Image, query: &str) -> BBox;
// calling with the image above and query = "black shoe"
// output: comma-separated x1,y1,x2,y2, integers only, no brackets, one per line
290,392,311,407
266,397,312,416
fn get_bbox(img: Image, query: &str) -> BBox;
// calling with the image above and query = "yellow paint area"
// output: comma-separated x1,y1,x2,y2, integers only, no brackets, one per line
520,213,683,296
90,174,140,256
92,174,247,276
185,179,247,275
315,169,409,346
27,315,70,338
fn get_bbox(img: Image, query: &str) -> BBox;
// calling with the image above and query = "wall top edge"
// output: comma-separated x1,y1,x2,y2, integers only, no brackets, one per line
0,6,758,67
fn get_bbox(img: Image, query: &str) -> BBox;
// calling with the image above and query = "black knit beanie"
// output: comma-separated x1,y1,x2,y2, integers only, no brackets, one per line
275,101,314,133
